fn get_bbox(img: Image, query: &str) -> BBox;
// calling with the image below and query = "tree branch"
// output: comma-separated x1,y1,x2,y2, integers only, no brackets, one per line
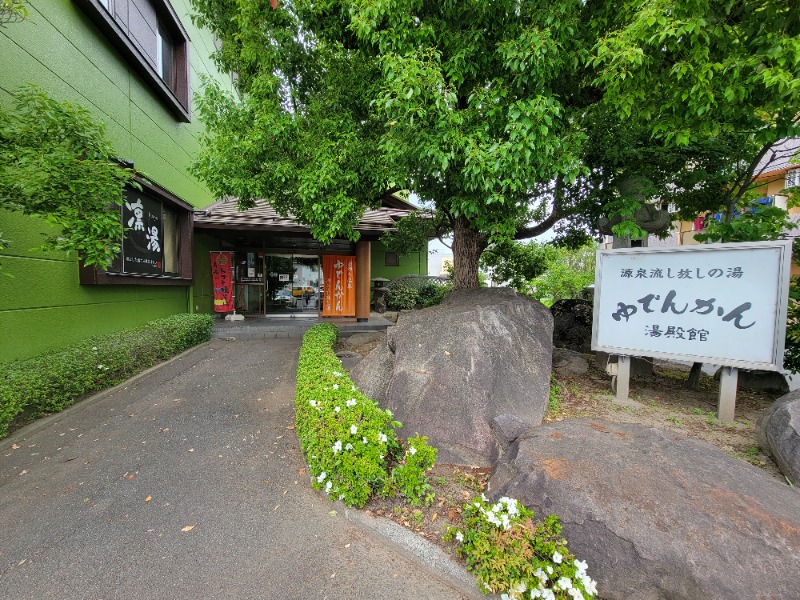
514,175,564,240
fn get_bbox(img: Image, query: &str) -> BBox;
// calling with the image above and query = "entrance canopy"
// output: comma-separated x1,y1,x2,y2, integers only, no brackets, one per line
193,192,417,238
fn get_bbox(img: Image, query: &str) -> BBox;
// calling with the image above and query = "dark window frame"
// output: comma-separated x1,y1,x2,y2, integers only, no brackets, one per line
79,176,194,286
75,0,191,122
384,251,400,267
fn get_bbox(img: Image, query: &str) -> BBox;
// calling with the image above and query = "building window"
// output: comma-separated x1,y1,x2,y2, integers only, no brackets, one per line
80,178,193,285
385,252,400,267
786,169,800,189
75,0,191,122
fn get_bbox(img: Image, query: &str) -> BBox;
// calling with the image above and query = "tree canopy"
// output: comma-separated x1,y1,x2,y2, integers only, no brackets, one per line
191,0,800,288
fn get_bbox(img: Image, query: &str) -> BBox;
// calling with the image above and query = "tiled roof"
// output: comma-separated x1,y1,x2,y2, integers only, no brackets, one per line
755,138,800,176
194,195,415,233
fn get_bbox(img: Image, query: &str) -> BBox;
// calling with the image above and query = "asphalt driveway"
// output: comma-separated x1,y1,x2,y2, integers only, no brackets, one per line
0,338,468,599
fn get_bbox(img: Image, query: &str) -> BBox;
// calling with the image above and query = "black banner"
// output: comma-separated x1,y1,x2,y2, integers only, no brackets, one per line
121,188,163,275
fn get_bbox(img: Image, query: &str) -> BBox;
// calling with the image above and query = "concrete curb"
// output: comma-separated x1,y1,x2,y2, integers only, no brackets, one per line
2,341,213,444
339,502,488,600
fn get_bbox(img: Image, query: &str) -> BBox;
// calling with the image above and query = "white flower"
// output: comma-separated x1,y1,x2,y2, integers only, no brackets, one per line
541,590,556,600
552,551,563,564
546,566,553,575
513,581,527,594
530,589,542,599
502,594,510,600
533,568,547,583
334,406,341,413
346,398,357,407
378,432,388,443
351,385,355,391
309,400,317,407
362,437,368,445
579,575,597,596
481,492,488,501
92,346,98,351
350,424,358,434
325,480,332,493
408,447,417,455
97,364,104,369
556,577,572,591
332,440,342,453
379,454,384,461
345,443,354,451
569,589,584,600
332,384,339,390
455,531,464,542
333,371,342,377
574,559,587,574
317,472,326,482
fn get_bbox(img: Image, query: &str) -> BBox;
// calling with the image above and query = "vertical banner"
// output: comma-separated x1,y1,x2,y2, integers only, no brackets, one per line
322,255,356,316
210,251,234,313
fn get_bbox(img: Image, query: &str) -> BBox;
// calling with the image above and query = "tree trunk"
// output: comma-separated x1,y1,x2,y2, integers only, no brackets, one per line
685,362,703,390
451,216,484,291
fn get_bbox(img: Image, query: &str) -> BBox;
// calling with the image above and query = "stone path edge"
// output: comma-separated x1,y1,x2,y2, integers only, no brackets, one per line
340,501,487,599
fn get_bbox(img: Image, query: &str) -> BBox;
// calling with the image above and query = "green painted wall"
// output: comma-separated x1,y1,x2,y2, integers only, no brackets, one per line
0,0,232,363
370,241,429,282
192,234,224,315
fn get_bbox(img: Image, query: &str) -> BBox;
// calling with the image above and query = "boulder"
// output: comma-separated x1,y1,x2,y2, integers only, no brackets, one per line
757,391,800,485
551,298,594,353
351,288,553,466
489,419,800,600
552,347,589,376
340,331,385,350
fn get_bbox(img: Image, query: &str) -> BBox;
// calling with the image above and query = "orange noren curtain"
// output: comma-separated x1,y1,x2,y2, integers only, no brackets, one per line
322,256,356,317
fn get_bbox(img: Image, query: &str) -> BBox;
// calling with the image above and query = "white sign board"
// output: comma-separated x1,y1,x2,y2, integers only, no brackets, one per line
592,241,792,371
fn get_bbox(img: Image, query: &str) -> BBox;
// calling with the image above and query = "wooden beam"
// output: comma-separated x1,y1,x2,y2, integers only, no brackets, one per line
355,241,371,321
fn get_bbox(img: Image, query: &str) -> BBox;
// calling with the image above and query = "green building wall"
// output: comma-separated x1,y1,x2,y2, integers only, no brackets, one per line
0,0,232,363
370,241,429,282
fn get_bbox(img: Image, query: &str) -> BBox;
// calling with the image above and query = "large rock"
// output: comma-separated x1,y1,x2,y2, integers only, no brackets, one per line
551,298,594,353
757,390,800,485
489,419,800,600
350,288,553,466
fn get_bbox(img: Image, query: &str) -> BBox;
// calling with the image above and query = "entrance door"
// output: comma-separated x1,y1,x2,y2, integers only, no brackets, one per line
265,254,320,316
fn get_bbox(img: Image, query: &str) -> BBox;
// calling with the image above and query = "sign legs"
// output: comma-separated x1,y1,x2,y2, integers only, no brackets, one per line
717,366,738,423
616,355,631,404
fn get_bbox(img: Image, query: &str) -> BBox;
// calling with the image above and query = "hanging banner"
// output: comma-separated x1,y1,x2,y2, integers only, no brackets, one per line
322,255,356,317
210,251,234,313
121,188,163,275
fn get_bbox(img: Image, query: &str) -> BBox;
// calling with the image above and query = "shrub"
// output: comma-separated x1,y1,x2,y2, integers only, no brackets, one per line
294,323,437,507
385,280,419,310
0,313,213,437
417,280,451,307
445,495,598,599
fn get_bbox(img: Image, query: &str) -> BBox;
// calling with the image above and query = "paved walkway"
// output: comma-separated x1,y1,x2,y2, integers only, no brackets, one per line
0,338,472,599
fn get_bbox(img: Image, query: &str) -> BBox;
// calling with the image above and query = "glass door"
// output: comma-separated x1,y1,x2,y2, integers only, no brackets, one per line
265,254,320,316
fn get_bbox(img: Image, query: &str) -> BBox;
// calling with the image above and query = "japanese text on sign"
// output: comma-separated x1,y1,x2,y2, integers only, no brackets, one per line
591,241,791,370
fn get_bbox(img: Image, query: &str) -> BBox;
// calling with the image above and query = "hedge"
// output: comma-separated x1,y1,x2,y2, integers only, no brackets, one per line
294,323,436,507
0,313,214,437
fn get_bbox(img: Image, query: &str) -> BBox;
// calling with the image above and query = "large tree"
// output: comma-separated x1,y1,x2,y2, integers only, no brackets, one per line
191,0,602,289
190,0,800,289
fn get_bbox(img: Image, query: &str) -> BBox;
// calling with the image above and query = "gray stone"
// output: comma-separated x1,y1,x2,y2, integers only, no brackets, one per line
757,391,800,485
489,419,800,600
714,368,790,394
490,414,532,453
551,298,593,353
382,311,400,323
552,347,589,376
351,287,553,467
340,331,385,350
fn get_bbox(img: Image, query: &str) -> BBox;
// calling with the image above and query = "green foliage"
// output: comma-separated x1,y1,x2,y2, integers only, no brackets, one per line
388,435,438,507
294,324,437,507
385,281,420,311
484,241,596,304
0,314,213,438
444,495,597,598
381,212,434,257
0,85,135,268
0,0,27,26
548,375,563,416
695,206,797,244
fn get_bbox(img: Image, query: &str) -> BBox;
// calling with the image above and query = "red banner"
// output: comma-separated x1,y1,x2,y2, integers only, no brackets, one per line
210,251,234,312
322,255,356,317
